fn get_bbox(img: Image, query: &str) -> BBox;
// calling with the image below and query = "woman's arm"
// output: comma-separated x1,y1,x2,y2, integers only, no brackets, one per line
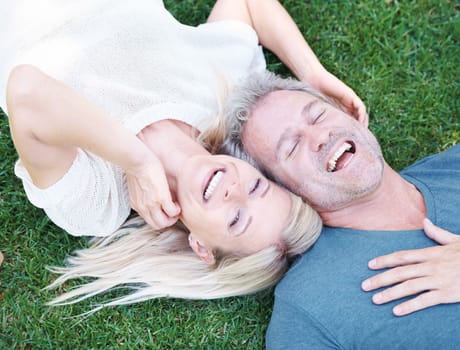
7,65,179,229
362,219,460,316
207,0,367,123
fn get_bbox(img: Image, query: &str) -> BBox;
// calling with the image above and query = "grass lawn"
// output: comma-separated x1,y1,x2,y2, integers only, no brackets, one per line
1,0,459,348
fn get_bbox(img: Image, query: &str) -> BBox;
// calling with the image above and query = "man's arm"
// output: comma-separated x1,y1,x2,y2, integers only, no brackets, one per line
207,0,367,123
362,219,460,316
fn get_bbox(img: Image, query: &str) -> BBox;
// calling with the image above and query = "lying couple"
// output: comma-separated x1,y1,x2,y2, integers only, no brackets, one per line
2,0,459,348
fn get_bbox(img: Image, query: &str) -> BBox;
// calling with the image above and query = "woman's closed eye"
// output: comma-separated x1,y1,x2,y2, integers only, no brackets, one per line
248,177,270,198
229,209,240,228
229,177,269,232
229,207,252,236
249,178,261,194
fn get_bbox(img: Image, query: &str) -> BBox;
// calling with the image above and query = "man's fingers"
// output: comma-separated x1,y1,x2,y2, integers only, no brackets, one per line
370,276,432,304
423,218,460,245
392,291,443,316
367,245,442,271
362,263,427,291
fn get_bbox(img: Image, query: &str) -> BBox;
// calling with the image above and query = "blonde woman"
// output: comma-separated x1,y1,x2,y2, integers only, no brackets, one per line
1,0,365,233
7,65,322,309
2,0,363,307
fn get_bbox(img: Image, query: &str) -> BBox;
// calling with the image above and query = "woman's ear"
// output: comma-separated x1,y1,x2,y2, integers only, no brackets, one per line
188,234,216,265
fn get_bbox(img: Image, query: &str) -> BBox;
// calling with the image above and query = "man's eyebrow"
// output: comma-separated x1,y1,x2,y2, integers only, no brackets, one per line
275,99,318,161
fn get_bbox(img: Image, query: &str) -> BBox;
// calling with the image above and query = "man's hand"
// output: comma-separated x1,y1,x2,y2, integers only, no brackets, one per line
361,218,460,316
307,68,368,126
126,154,181,230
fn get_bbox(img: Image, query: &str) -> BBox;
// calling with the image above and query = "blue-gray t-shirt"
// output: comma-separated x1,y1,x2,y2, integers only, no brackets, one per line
267,144,460,350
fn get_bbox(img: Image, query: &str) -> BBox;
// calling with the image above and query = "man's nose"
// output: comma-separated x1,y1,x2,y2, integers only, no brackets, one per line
304,126,331,152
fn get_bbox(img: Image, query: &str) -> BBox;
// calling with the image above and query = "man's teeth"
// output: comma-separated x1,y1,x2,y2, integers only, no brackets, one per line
327,143,352,172
204,170,224,200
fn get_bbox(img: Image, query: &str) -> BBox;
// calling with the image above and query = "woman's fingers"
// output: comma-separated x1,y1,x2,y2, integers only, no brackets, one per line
155,186,181,218
126,155,181,230
148,201,179,229
311,68,368,126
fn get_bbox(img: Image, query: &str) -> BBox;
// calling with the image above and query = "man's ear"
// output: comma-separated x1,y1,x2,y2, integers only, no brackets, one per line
188,234,216,265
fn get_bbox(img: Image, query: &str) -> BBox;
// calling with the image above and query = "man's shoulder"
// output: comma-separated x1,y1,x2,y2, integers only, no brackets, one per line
402,143,460,174
274,227,370,302
400,144,460,232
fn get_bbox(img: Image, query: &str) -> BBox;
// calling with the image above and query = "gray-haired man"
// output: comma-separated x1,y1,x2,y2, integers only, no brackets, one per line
222,71,460,349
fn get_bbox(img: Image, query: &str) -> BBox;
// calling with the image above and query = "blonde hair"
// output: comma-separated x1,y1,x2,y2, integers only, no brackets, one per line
46,194,321,311
46,71,323,312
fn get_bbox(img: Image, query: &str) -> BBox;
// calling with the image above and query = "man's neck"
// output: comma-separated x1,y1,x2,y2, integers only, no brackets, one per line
319,164,427,231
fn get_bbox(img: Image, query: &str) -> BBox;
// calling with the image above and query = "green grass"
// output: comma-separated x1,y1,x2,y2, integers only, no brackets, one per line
1,0,459,348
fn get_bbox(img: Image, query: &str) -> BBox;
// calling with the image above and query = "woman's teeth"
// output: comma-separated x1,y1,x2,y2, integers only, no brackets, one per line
327,143,352,172
204,170,224,200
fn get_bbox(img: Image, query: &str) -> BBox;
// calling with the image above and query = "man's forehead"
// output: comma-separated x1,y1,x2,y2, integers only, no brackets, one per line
241,117,276,161
242,91,302,158
255,90,317,117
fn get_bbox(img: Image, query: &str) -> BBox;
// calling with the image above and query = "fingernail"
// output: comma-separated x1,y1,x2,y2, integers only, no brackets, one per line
393,305,403,316
368,259,377,268
362,280,370,291
373,293,382,304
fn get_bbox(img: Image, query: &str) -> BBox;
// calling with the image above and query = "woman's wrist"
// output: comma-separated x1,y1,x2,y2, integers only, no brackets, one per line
297,63,327,87
123,143,155,176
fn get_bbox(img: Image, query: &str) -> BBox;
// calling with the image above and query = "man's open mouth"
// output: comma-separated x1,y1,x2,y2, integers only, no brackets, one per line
327,141,356,172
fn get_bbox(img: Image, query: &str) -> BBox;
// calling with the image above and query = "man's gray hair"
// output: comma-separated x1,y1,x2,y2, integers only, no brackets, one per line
220,70,334,177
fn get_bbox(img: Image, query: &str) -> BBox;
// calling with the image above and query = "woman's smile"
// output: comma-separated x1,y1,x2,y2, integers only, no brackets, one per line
176,154,292,255
203,169,225,201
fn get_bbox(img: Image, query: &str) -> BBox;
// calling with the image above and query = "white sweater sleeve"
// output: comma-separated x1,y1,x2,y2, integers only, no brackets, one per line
15,149,130,237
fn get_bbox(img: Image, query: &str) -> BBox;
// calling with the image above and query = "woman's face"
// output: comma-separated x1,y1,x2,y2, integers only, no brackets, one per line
176,155,292,258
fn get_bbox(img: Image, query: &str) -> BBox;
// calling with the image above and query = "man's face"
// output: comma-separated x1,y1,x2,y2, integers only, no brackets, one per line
241,90,384,212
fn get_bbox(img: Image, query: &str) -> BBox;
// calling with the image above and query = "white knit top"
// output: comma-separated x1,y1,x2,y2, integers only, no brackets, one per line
0,0,266,236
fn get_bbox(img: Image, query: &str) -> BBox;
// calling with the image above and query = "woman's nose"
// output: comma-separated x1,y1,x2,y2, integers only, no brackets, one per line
224,182,242,201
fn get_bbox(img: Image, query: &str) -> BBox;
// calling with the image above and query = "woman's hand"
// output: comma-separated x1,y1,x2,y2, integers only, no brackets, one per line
126,154,180,230
307,67,368,126
362,219,460,316
208,1,368,126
